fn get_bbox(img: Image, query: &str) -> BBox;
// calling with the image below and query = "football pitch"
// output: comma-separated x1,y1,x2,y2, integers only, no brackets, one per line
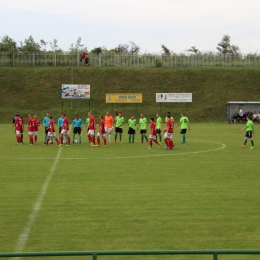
0,123,260,260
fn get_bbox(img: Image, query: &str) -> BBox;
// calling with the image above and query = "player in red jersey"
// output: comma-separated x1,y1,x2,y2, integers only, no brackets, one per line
45,116,59,145
96,115,107,147
11,113,24,144
27,114,35,145
59,113,71,146
87,111,96,145
33,115,40,143
163,113,175,150
148,117,161,149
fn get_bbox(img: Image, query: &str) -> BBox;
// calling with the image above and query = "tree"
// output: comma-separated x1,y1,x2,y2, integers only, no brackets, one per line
90,46,107,54
186,46,200,54
49,39,61,52
19,35,41,53
0,35,17,53
161,45,171,55
69,37,86,53
114,44,129,54
129,41,140,54
40,39,48,52
217,34,240,56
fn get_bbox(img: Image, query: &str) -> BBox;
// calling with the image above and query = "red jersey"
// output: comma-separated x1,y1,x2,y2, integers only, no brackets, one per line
34,119,40,131
48,119,55,133
28,118,35,132
63,117,69,130
166,119,174,133
89,116,95,130
99,119,105,134
150,122,156,135
15,117,23,131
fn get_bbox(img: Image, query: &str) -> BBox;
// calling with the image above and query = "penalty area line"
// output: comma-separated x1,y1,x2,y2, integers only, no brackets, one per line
14,147,62,253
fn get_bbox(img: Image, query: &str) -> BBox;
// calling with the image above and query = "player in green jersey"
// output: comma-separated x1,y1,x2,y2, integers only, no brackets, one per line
85,117,91,143
156,113,162,142
115,112,124,143
176,112,190,145
128,115,136,143
137,113,148,143
241,115,255,149
164,112,174,126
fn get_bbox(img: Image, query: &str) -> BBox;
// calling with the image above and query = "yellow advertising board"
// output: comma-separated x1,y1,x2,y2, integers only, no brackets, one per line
106,93,142,103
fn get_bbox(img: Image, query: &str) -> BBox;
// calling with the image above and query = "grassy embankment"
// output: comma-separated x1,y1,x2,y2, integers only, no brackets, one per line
0,66,260,123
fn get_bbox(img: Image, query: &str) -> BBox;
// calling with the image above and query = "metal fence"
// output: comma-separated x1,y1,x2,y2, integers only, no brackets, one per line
0,52,260,67
1,250,260,260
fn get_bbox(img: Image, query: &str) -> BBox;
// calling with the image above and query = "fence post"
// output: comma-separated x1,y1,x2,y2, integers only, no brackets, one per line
213,252,218,260
92,253,97,260
249,54,251,67
33,52,35,66
55,53,56,66
13,52,15,66
99,53,101,66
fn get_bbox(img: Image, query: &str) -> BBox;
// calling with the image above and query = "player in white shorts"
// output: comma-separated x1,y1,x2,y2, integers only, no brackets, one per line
105,111,114,143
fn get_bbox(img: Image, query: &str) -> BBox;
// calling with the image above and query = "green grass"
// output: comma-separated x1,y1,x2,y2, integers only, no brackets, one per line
1,67,260,123
0,123,260,260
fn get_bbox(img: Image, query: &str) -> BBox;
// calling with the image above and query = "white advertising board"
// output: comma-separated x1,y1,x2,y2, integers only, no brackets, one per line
62,84,90,99
156,93,192,102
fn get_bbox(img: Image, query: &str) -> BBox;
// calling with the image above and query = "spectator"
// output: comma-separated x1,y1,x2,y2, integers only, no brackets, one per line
252,111,258,122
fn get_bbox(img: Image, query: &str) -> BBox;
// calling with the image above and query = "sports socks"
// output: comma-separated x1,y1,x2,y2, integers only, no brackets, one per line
115,133,118,142
144,135,148,142
244,140,247,145
119,133,122,141
183,135,186,142
251,140,254,146
72,135,75,142
79,135,81,142
129,135,131,143
132,135,135,143
141,135,144,143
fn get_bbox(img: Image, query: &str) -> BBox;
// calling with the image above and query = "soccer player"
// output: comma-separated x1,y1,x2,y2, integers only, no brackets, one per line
96,115,107,147
33,115,40,143
45,116,60,145
164,112,174,127
148,118,161,149
137,113,148,143
85,116,91,143
87,111,96,145
176,112,190,145
128,115,136,143
163,113,174,150
105,111,114,143
57,113,65,143
27,114,35,145
241,115,255,149
43,112,51,144
72,115,83,143
156,113,162,142
11,113,24,144
58,113,71,146
115,112,124,143
13,112,24,143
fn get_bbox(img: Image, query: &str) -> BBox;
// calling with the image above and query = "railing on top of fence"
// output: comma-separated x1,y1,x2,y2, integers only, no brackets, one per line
1,250,260,260
0,52,260,67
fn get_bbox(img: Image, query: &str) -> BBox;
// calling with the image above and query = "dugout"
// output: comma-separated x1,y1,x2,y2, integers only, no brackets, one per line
226,101,260,123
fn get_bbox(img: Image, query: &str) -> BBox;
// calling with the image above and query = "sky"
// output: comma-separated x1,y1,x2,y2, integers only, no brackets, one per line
1,0,260,54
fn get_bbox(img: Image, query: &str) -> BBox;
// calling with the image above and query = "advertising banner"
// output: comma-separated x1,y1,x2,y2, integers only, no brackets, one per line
62,84,90,99
156,93,192,102
106,93,142,103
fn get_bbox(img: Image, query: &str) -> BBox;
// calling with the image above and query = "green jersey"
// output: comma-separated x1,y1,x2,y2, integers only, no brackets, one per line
246,120,254,131
128,119,136,130
116,116,124,128
180,116,189,129
233,109,238,116
139,117,148,130
165,116,173,123
86,118,90,124
156,117,162,129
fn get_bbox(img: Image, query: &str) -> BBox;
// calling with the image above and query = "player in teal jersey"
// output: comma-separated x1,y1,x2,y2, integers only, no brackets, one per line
115,112,124,143
137,113,148,143
85,117,91,143
241,115,255,149
156,113,162,142
128,115,136,143
176,112,190,145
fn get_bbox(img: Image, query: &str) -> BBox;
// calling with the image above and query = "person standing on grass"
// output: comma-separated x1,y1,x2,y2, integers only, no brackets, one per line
27,114,35,145
164,112,173,127
13,112,24,143
72,115,83,143
137,113,148,144
43,112,51,144
33,115,40,144
238,107,243,123
148,118,161,149
45,116,60,146
85,115,91,143
114,112,124,143
87,111,96,146
156,113,162,142
163,113,174,150
241,115,255,149
128,115,136,143
58,113,71,147
176,112,190,145
233,108,238,124
96,115,107,147
57,113,65,143
105,111,114,143
114,107,119,120
11,113,23,144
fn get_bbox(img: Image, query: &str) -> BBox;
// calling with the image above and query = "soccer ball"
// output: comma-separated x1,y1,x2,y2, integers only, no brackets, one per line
49,141,53,144
74,140,78,143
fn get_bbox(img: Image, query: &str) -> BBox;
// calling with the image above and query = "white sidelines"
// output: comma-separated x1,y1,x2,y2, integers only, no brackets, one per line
14,142,64,253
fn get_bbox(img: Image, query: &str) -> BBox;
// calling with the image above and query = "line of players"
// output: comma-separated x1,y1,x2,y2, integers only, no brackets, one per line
11,111,191,149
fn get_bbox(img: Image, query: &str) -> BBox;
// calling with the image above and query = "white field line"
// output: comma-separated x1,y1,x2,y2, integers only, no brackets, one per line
14,147,62,253
9,141,226,161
